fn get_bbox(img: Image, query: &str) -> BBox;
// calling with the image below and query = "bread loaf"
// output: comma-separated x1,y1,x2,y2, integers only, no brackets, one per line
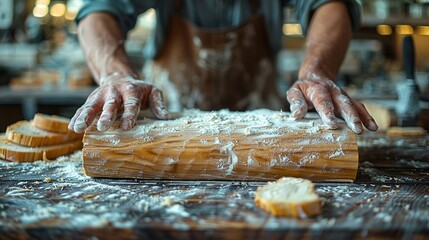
6,120,82,147
254,177,321,218
0,135,82,162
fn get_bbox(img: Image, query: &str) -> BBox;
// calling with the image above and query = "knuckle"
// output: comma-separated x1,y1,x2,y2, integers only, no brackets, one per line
124,82,137,92
81,105,94,111
320,101,334,110
338,94,353,106
124,97,140,106
105,98,120,106
121,111,137,119
151,86,162,95
286,87,300,95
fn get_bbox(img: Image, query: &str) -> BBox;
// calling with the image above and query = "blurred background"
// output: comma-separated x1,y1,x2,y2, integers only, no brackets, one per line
1,0,429,131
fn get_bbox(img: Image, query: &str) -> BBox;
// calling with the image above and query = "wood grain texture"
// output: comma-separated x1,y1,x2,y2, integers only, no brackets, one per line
83,110,358,182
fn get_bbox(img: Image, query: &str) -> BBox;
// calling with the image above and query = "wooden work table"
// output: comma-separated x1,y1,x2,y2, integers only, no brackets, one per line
0,131,428,239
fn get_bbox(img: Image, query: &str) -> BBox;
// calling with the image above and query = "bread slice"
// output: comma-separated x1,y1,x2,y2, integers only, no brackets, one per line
32,113,72,133
254,177,321,218
6,120,82,147
0,135,82,162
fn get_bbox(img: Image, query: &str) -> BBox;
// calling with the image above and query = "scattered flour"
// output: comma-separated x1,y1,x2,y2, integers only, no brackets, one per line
165,204,190,217
82,109,353,180
220,142,238,174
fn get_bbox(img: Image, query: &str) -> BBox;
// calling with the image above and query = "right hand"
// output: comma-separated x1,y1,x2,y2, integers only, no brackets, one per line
68,73,171,133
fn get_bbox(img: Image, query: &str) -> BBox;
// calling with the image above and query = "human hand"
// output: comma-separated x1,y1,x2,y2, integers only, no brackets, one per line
68,73,171,133
286,73,378,134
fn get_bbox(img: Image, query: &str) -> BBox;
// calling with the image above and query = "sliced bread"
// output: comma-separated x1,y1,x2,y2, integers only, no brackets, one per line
6,120,82,147
0,135,82,162
254,177,321,218
32,113,72,133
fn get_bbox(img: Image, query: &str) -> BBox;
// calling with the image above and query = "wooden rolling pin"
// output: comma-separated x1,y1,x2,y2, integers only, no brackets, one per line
82,109,358,182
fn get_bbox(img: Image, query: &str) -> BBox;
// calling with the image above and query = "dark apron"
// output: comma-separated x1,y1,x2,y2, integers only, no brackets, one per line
143,8,283,111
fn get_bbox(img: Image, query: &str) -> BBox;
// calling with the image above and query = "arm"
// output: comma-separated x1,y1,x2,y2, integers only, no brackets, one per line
68,13,170,133
78,13,138,82
286,1,378,134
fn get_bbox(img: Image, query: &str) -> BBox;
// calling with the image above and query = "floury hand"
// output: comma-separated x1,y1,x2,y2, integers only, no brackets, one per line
286,72,378,134
68,73,171,133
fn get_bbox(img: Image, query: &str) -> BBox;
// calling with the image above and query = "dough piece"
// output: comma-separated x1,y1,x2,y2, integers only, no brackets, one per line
32,113,72,133
6,120,82,147
386,127,426,137
254,177,321,218
0,135,82,162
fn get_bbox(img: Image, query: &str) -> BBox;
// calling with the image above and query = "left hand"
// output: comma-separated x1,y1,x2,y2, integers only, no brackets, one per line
286,72,378,134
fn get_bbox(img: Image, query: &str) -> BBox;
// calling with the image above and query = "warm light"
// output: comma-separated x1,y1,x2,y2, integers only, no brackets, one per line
65,10,78,20
376,24,392,35
36,0,50,6
50,3,66,17
33,5,49,18
282,23,303,36
395,25,414,35
65,0,83,21
416,26,429,36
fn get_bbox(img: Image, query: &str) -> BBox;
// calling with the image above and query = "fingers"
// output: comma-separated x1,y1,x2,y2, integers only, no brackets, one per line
352,100,378,131
288,76,379,134
333,93,363,134
286,87,308,119
97,95,121,131
68,107,83,132
120,97,141,130
69,94,103,133
148,87,170,120
306,86,338,130
120,84,142,131
120,82,143,130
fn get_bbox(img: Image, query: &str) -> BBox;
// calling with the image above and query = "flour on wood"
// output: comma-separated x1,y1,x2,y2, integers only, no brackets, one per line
82,109,359,181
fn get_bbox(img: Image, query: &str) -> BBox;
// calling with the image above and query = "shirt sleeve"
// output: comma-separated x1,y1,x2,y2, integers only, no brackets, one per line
75,0,158,36
291,0,361,35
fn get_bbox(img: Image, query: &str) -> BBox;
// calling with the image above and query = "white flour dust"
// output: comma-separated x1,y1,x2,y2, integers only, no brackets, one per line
85,109,353,179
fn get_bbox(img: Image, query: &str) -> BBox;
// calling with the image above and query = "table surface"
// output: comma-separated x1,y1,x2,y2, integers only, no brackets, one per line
0,131,428,240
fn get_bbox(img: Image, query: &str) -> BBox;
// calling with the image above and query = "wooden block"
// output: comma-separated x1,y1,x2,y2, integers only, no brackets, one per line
82,109,359,182
6,120,82,147
387,127,427,137
363,102,396,130
0,135,82,162
363,100,429,130
254,177,321,218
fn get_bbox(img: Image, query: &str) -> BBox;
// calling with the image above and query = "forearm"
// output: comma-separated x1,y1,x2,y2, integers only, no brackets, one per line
299,1,352,80
77,13,139,85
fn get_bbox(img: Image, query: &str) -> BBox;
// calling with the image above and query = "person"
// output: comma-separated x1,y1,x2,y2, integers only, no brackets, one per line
68,0,379,135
